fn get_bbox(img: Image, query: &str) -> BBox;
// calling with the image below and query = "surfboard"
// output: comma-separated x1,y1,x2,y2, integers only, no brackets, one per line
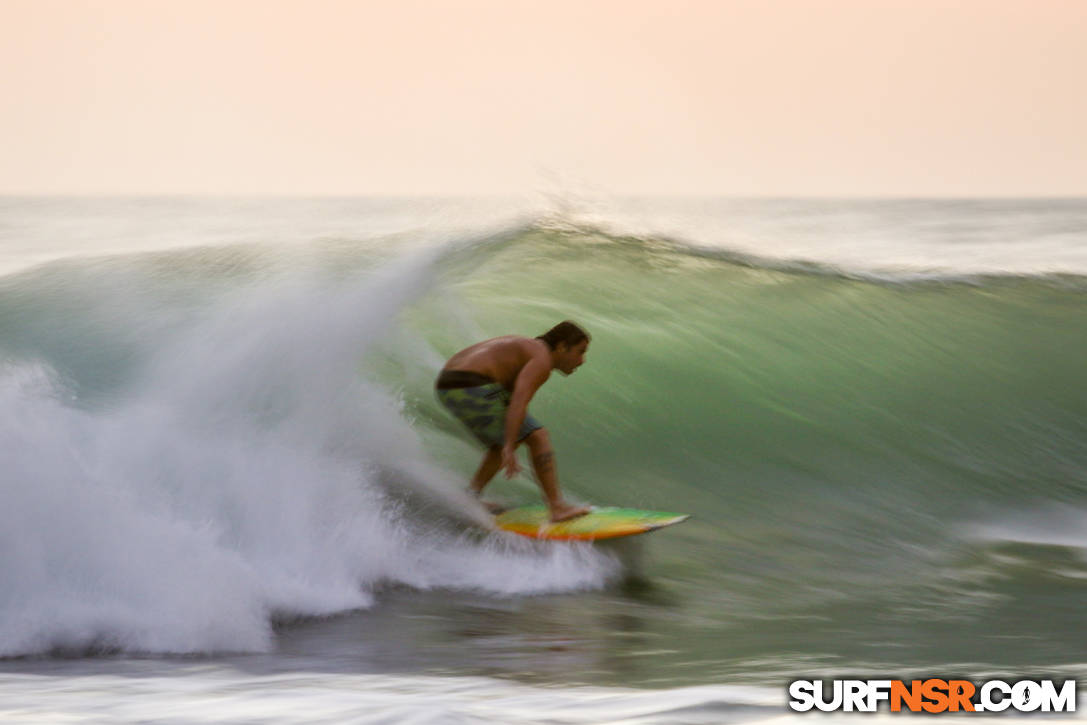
494,506,690,541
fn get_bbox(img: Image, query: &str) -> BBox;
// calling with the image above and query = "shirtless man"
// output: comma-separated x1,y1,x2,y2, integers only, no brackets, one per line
436,321,592,522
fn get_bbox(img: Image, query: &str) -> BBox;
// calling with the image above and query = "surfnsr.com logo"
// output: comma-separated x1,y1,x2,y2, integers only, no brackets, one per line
788,679,1077,713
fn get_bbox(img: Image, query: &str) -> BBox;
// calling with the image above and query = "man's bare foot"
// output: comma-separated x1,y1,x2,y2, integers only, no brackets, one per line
549,502,592,523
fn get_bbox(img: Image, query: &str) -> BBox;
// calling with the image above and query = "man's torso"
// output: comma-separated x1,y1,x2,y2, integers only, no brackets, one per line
441,336,545,389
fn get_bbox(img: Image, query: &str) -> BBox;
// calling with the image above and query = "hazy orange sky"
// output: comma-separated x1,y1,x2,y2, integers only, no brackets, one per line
2,0,1085,195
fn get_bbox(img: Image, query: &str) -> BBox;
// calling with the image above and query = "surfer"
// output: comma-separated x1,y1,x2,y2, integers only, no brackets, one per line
436,321,592,523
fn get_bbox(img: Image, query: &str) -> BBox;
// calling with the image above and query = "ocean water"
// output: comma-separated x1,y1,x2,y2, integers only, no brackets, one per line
1,196,1085,722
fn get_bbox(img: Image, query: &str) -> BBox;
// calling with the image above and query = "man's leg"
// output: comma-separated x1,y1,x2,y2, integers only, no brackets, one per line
468,445,506,513
523,428,591,522
469,445,503,495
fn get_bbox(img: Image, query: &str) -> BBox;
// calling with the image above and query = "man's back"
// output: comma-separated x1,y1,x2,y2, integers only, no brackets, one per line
441,336,549,389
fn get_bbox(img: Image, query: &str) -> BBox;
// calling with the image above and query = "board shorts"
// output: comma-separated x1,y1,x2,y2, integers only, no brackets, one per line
435,369,543,447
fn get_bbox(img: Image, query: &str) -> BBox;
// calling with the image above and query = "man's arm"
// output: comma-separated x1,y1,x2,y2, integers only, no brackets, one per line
501,354,550,477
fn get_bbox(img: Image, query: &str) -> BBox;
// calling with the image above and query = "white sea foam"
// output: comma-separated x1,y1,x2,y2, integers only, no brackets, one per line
0,246,618,657
0,669,783,725
966,504,1087,552
5,668,1082,725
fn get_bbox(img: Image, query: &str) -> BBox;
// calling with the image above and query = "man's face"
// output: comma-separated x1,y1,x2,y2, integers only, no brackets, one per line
556,340,589,375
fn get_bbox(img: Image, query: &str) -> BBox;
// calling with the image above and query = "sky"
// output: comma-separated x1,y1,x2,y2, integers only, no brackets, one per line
1,0,1085,196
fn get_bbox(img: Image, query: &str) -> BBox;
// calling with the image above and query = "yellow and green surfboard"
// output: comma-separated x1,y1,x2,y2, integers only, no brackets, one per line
494,506,690,541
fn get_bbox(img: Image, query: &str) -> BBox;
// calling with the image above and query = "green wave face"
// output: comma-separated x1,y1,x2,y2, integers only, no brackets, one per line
418,229,1087,509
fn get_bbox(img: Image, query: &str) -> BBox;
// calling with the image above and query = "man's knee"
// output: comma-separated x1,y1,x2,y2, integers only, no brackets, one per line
524,427,551,452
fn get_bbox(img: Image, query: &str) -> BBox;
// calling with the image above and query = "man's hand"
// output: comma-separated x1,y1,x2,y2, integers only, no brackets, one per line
501,445,522,478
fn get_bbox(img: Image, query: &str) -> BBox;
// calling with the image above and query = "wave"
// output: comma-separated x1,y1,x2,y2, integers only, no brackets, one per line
1,215,1084,673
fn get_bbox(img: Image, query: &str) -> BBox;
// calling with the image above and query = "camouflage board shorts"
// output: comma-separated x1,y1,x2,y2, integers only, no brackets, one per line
435,370,542,447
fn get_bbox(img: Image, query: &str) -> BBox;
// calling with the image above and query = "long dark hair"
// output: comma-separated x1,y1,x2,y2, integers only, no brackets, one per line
536,321,590,350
